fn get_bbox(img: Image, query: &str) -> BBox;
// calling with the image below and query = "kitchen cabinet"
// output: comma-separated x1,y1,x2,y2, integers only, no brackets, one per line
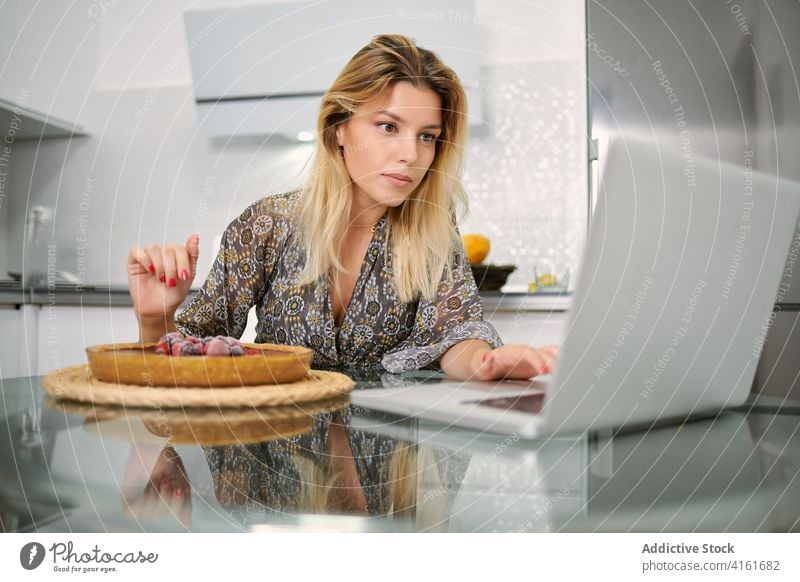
0,307,21,378
183,0,481,138
0,304,38,379
241,308,258,343
35,306,140,376
0,0,97,139
486,311,568,347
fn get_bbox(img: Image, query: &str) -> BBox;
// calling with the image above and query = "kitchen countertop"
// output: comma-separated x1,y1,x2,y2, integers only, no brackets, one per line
0,280,138,308
1,370,798,533
0,281,571,311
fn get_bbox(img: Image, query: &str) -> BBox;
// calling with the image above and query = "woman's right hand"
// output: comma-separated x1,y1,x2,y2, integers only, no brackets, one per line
127,234,200,323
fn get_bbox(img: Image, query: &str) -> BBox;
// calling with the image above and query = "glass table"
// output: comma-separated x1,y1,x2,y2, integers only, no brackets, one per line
1,371,799,532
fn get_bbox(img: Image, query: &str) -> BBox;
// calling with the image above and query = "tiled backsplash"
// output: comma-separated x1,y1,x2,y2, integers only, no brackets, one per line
461,61,588,291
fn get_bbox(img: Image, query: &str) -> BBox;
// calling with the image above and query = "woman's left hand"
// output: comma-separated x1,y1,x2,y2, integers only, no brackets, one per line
473,344,559,381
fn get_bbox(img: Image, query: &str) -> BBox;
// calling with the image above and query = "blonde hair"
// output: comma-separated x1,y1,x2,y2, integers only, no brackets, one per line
295,440,451,530
212,441,452,529
295,34,470,304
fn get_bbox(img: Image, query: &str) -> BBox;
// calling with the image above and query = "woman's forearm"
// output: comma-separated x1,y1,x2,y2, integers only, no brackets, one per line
137,315,178,343
439,339,493,381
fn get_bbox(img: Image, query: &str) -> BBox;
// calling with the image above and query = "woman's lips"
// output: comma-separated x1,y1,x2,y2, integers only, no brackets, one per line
382,174,413,187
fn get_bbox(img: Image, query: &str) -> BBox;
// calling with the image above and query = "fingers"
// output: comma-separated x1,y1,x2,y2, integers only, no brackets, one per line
185,234,200,278
138,240,197,288
128,245,153,275
176,240,194,283
144,244,164,282
162,247,178,287
475,352,497,381
538,344,560,373
495,346,547,377
125,479,191,526
135,484,160,522
479,344,560,381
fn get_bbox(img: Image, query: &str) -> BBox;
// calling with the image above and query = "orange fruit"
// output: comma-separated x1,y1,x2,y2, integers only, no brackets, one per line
462,234,491,265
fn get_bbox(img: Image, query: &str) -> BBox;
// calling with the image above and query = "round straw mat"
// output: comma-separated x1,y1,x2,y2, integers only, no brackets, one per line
43,365,354,408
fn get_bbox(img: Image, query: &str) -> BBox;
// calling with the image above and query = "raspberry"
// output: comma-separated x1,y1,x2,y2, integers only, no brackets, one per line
155,333,246,356
205,338,231,357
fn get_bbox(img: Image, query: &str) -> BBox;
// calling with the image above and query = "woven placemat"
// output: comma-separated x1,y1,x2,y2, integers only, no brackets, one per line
43,365,354,408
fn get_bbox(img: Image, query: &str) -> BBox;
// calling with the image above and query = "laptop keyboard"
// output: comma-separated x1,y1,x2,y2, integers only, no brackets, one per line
469,393,545,415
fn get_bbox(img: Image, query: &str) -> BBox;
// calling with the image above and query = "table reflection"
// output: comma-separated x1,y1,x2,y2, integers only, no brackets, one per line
202,405,469,530
46,390,471,531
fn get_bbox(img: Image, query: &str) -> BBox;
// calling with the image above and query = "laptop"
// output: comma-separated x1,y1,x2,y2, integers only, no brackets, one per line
352,138,800,437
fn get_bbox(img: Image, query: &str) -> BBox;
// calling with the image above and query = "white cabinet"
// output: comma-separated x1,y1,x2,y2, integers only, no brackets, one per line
486,311,568,347
0,0,97,136
0,305,39,379
241,307,258,343
36,306,140,376
0,307,21,378
184,0,482,138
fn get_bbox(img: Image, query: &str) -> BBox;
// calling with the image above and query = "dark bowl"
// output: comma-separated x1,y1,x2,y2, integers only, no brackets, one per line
470,264,517,291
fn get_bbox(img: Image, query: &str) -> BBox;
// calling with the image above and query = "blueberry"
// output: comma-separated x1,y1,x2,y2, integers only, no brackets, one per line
179,342,202,356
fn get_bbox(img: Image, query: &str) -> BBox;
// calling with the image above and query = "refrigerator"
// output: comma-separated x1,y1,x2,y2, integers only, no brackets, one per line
586,0,800,404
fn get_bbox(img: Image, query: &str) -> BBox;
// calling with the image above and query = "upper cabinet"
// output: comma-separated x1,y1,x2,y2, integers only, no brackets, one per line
183,0,483,140
0,0,97,140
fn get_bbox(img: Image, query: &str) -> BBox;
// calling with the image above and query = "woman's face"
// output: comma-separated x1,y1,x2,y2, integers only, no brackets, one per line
335,81,443,212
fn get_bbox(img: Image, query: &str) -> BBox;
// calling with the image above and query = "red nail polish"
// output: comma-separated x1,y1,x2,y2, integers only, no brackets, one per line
179,269,189,281
168,278,176,287
159,274,166,282
148,264,155,273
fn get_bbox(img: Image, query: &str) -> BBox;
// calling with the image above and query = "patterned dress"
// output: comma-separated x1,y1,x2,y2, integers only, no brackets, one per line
175,190,503,373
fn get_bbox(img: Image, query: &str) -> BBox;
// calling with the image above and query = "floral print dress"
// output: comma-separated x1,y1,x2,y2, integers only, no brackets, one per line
175,190,503,373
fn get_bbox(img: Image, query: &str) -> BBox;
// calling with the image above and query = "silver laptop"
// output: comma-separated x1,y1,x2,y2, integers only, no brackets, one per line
351,138,800,437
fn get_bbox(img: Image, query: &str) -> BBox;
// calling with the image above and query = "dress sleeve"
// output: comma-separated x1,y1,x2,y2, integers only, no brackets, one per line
175,198,281,339
380,237,503,373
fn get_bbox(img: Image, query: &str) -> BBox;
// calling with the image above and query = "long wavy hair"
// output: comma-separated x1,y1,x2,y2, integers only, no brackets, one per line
295,34,470,303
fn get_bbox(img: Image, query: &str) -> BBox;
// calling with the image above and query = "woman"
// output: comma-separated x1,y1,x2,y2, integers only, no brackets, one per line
127,34,558,381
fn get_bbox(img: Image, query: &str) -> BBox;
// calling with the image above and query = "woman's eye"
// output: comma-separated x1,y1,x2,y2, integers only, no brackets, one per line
377,123,438,143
